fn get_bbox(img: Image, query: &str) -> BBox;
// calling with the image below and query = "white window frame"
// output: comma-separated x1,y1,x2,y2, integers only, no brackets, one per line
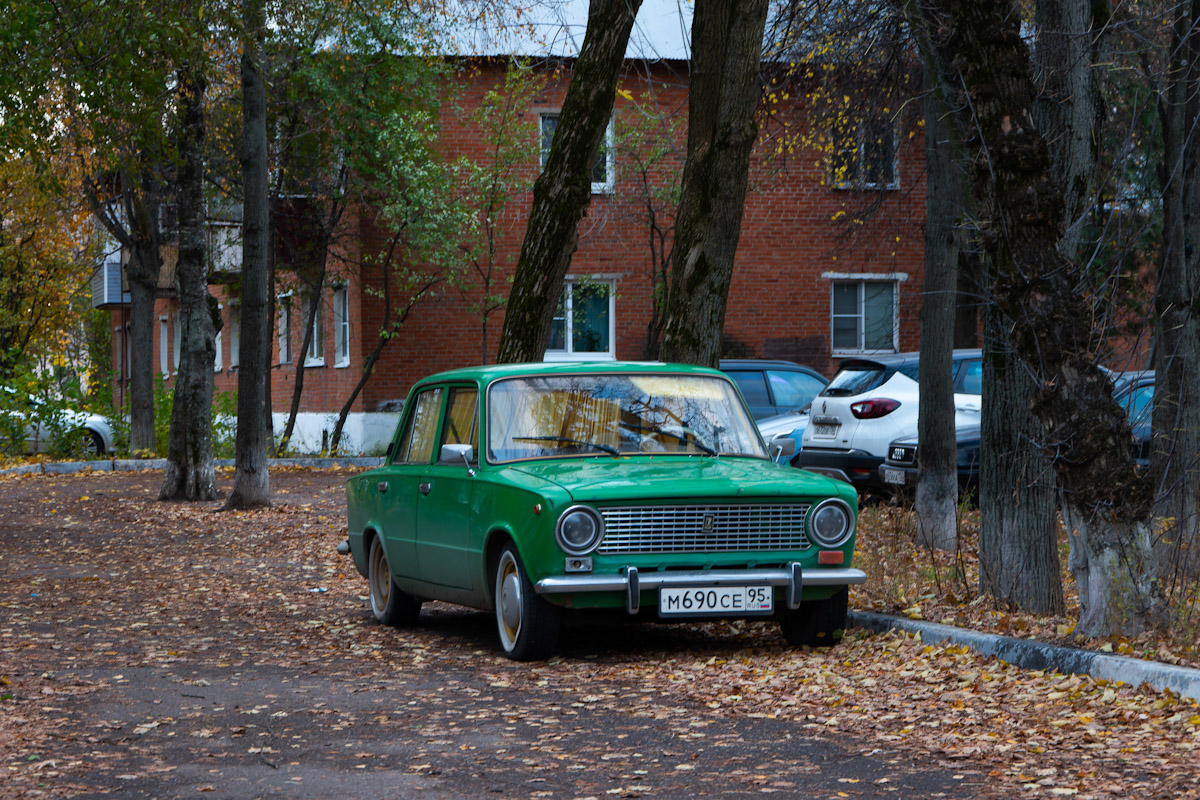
539,113,615,195
333,285,350,368
214,304,224,372
159,316,169,376
823,272,906,356
229,302,240,369
302,291,324,367
278,293,292,365
832,117,900,191
543,277,617,362
172,312,181,371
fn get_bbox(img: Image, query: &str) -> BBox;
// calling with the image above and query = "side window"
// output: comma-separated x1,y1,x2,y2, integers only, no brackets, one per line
395,388,443,464
727,371,769,407
959,359,983,395
1121,384,1154,426
439,387,479,460
767,371,825,410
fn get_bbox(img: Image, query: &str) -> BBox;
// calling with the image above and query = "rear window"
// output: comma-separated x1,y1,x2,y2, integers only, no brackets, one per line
821,364,891,397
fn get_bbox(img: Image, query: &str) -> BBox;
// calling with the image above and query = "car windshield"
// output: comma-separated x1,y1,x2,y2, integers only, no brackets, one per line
820,364,890,396
487,373,767,462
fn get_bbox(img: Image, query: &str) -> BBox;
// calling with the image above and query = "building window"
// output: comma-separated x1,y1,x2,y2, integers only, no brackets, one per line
214,305,223,371
333,286,349,367
159,317,169,376
278,294,292,365
229,303,240,368
545,279,615,361
539,113,615,194
829,278,899,354
831,117,898,189
301,291,323,366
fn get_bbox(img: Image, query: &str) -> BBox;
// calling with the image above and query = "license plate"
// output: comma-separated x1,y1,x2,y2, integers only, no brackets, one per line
812,424,840,437
659,586,773,617
882,467,906,485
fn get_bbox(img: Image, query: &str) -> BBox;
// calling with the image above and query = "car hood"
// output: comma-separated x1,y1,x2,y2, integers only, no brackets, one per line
509,456,845,503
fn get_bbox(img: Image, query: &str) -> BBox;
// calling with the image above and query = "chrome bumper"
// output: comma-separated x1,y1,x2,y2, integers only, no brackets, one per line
534,564,867,615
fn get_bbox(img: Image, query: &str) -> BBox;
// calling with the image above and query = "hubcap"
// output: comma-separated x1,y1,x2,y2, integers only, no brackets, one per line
497,553,523,646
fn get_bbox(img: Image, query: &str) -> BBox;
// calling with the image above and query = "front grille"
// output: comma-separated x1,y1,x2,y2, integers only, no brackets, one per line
596,504,812,554
889,445,917,465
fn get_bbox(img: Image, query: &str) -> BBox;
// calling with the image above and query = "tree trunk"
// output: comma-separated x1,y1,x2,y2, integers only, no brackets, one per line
915,85,962,551
657,0,770,367
160,68,217,502
495,0,643,363
1151,0,1200,582
914,0,1161,636
979,302,1063,613
225,0,271,510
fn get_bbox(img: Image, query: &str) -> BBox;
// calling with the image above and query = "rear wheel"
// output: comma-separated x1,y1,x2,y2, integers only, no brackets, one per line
494,544,560,661
780,587,848,648
368,535,421,626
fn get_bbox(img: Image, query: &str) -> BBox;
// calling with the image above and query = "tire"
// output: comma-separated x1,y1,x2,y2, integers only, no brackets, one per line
368,535,421,626
494,543,561,661
83,430,104,456
780,586,848,648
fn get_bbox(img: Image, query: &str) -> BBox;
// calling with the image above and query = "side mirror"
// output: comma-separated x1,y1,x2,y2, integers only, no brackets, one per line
440,443,475,470
769,435,796,460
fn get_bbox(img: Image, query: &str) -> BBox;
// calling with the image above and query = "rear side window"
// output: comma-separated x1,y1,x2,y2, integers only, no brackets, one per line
395,387,443,464
959,359,983,395
821,364,890,396
727,371,769,406
767,370,825,409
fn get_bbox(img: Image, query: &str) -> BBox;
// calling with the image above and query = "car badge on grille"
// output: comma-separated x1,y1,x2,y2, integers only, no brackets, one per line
703,515,715,532
892,447,905,460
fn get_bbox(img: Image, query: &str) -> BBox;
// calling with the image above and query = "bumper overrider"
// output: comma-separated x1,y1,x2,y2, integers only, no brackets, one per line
535,564,867,615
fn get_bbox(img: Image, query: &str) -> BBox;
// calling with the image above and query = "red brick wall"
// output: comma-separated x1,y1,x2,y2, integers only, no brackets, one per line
112,57,929,415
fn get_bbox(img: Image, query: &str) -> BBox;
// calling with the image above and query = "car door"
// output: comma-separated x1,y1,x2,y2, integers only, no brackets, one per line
378,385,444,580
953,358,983,425
414,385,479,590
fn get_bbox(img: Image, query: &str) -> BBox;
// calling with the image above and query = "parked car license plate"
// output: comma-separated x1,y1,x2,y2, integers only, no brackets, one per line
659,586,773,617
882,467,906,485
812,423,840,437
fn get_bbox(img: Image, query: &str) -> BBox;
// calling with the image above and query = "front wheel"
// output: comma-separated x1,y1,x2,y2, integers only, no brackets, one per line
368,535,421,626
780,587,848,648
494,544,561,661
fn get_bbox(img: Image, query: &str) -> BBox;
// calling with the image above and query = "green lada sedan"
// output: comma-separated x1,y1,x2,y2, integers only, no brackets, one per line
343,361,865,661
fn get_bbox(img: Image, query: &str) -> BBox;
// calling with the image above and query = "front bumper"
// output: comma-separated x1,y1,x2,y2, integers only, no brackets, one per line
535,564,867,615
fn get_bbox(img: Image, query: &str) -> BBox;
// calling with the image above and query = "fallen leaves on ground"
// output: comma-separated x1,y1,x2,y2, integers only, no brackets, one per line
1,470,1198,799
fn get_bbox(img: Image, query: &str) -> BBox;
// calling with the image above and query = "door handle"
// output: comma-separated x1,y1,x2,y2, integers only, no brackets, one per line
419,482,431,495
377,481,389,494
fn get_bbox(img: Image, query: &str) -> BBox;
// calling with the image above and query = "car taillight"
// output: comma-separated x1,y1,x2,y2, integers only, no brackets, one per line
850,398,901,419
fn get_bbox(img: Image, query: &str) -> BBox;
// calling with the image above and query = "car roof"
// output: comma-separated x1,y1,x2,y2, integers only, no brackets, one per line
836,348,982,370
719,359,821,372
412,360,728,387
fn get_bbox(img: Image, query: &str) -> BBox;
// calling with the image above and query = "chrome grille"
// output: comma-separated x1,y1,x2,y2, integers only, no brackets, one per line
597,504,812,554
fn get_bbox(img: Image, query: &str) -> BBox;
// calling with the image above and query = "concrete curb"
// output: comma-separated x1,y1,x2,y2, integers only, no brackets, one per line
1,457,384,476
850,610,1200,702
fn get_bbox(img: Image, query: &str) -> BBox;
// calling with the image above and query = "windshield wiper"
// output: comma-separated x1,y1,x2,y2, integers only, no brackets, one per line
512,436,620,456
616,421,718,456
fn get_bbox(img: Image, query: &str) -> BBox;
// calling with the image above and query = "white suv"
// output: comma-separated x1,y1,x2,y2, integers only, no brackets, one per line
795,350,982,492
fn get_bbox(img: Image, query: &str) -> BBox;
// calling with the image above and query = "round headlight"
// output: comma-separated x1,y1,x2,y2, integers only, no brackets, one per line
808,498,854,548
556,505,604,555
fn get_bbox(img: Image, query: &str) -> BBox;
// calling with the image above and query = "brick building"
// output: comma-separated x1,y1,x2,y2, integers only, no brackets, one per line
99,12,927,453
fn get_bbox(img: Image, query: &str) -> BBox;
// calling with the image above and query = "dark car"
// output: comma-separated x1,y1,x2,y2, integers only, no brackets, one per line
1113,371,1154,466
878,424,981,495
720,359,829,420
